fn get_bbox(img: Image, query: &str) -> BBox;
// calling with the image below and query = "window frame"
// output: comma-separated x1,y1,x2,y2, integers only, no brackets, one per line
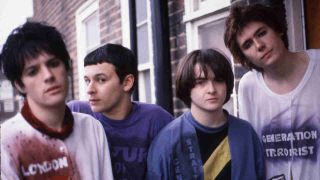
120,0,156,103
75,0,101,100
184,0,238,115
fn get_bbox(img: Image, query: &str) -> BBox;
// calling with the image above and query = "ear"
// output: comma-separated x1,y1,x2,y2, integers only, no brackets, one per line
14,81,25,94
122,74,135,92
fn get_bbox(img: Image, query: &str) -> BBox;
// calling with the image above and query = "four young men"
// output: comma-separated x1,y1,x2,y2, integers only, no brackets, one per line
1,2,319,180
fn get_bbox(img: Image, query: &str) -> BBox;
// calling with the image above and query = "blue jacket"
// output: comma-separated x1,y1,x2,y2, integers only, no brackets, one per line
147,111,265,180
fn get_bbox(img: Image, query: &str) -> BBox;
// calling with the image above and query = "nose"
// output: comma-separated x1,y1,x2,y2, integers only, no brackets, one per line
86,82,96,95
43,67,55,83
207,81,216,94
253,38,265,52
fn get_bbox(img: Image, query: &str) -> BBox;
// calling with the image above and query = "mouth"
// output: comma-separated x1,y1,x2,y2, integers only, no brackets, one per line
89,99,100,105
45,86,62,94
261,49,272,60
206,98,218,102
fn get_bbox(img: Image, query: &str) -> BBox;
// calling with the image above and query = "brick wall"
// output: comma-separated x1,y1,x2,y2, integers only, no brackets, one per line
99,0,122,45
32,0,87,99
168,0,187,117
32,0,122,99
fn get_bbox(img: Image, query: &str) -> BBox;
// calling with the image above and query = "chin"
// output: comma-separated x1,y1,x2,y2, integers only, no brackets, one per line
90,106,102,113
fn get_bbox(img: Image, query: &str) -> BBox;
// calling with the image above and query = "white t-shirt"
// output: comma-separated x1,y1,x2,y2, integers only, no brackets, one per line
1,112,114,180
238,49,320,180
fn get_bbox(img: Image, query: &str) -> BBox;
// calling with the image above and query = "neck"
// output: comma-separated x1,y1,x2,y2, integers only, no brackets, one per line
191,108,226,128
263,50,307,79
262,51,309,94
103,99,133,120
27,99,66,130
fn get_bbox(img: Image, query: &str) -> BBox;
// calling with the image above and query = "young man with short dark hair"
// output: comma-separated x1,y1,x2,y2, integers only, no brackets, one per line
68,43,173,179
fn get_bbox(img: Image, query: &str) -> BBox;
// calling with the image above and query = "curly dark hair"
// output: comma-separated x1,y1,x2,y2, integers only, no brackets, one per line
224,3,288,72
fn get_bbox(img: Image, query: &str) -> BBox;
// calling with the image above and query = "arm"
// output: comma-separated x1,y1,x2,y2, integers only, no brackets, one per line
95,121,114,180
251,127,266,180
1,133,21,180
146,133,173,180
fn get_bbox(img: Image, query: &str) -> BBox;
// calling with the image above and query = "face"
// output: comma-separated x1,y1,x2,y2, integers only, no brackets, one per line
236,21,286,69
84,62,131,114
190,64,227,114
17,52,68,109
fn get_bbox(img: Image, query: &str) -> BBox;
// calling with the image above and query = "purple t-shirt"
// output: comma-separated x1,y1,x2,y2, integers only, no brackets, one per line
67,100,173,180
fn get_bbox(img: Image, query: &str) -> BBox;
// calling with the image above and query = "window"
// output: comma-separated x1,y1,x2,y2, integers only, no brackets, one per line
135,0,155,103
0,80,14,113
120,0,155,103
76,0,101,100
184,0,238,115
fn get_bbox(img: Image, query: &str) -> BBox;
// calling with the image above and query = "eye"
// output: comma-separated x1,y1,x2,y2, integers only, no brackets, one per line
257,30,267,37
242,40,253,50
26,67,38,77
97,77,106,84
84,78,90,85
47,59,62,68
195,79,205,85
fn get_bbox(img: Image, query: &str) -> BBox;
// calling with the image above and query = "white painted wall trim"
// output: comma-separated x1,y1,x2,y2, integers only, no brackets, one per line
120,0,131,49
75,0,99,100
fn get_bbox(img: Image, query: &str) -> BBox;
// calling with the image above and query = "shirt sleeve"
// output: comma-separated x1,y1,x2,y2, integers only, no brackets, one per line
1,132,21,180
146,131,173,180
95,120,114,180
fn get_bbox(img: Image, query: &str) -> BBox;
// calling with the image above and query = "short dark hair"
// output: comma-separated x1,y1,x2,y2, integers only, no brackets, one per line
175,49,234,108
0,21,70,91
84,43,138,93
224,3,288,72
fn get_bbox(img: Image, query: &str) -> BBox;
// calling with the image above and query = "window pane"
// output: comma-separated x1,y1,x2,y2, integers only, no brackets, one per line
137,24,149,64
198,18,234,114
136,0,147,24
84,12,100,51
0,80,13,100
198,18,232,58
138,70,151,103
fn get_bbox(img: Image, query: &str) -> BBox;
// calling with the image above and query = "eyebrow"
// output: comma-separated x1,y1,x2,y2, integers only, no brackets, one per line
24,56,57,68
195,76,207,81
85,73,108,78
254,26,266,37
240,26,266,46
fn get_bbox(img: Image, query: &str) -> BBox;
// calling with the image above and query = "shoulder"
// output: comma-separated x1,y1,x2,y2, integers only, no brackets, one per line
133,102,173,120
1,114,34,144
67,100,90,109
227,115,261,145
151,114,185,142
1,114,29,134
306,49,320,65
72,112,102,128
135,102,169,113
228,115,255,132
67,100,94,114
306,49,320,56
71,112,105,137
238,70,262,99
239,71,258,88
